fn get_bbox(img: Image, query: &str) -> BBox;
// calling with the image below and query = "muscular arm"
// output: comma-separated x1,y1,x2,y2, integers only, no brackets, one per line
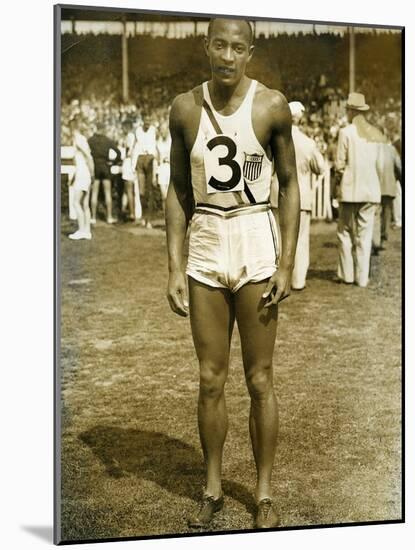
392,145,402,182
263,91,300,305
165,94,194,316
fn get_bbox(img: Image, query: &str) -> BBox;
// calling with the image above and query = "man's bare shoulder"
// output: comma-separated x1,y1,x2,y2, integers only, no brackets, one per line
170,86,203,128
255,83,289,112
254,82,291,131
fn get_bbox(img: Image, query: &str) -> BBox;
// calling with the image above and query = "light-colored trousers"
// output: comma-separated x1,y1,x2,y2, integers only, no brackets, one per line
337,202,377,287
393,181,402,227
292,210,311,290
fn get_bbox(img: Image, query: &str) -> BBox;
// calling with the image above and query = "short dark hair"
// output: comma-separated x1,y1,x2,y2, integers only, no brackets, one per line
207,18,253,46
122,119,133,130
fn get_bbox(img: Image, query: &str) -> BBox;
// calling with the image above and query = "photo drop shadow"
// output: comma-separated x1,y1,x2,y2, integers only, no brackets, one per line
21,525,53,543
79,426,256,515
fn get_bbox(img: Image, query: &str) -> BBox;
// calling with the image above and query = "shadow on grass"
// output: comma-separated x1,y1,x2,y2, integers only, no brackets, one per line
80,426,255,514
307,268,337,282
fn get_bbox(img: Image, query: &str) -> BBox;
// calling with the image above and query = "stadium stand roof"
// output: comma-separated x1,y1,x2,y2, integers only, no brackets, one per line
60,7,210,22
59,7,402,36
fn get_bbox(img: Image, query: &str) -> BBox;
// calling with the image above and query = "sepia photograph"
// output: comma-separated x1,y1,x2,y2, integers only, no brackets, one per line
55,4,403,544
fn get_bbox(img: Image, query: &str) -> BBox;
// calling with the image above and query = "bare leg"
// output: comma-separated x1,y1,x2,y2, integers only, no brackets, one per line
235,281,278,504
188,277,235,498
73,189,86,232
90,179,100,221
125,180,135,219
145,158,155,225
137,167,146,224
82,191,91,233
133,181,142,221
102,179,113,222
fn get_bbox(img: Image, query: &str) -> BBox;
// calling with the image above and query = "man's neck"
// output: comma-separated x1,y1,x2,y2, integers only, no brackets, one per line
209,75,251,106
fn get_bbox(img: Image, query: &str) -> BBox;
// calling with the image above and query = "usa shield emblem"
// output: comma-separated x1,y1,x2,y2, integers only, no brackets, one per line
243,153,264,182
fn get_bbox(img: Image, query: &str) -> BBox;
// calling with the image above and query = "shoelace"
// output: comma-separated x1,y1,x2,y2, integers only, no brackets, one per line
259,498,273,519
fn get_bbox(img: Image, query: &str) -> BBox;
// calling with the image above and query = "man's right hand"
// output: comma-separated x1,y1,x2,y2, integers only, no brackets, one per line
167,271,189,317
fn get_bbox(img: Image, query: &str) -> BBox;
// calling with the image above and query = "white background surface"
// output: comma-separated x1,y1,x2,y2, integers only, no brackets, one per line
1,0,412,548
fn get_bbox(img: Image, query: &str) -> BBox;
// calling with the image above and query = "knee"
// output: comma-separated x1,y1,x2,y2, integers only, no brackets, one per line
246,363,273,401
199,361,227,400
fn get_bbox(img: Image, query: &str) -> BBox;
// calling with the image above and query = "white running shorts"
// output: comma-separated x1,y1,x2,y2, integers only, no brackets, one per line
73,171,91,193
186,203,280,293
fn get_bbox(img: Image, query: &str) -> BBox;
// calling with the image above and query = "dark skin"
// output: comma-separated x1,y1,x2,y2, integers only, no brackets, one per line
166,18,300,506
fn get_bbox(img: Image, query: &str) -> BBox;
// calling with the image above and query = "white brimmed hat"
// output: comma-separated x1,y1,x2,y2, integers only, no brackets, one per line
289,101,305,117
346,92,370,111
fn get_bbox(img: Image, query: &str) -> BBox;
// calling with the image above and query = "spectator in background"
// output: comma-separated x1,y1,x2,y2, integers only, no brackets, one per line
326,132,340,220
120,119,139,222
68,117,94,240
386,117,402,229
88,121,121,224
335,93,383,287
289,101,325,290
373,135,402,252
132,113,157,229
156,122,171,214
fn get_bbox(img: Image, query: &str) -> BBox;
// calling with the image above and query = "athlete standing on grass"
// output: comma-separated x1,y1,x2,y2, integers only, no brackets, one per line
166,18,300,529
68,117,94,240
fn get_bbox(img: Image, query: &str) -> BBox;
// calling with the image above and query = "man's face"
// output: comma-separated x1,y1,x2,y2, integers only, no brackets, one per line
205,19,254,87
143,116,151,130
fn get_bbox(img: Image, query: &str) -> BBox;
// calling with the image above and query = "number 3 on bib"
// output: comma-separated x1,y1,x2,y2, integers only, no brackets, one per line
204,135,244,193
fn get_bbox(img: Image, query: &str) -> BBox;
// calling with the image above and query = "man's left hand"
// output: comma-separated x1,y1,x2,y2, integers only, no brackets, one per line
262,266,292,307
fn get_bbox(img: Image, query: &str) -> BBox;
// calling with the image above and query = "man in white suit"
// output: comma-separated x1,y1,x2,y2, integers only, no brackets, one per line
335,92,383,287
372,137,401,251
289,102,325,290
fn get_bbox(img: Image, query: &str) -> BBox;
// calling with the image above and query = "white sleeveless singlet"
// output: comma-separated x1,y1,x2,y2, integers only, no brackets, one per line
190,79,273,208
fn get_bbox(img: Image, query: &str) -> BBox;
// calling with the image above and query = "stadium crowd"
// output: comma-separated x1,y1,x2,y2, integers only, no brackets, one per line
61,33,402,148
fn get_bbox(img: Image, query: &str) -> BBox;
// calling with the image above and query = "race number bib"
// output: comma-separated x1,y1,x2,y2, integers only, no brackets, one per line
204,134,244,194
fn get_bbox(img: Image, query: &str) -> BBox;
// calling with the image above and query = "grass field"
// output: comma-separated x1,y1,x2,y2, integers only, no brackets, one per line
59,215,402,542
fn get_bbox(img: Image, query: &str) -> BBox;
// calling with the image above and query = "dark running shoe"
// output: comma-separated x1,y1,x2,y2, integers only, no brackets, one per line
188,494,224,528
255,498,280,529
